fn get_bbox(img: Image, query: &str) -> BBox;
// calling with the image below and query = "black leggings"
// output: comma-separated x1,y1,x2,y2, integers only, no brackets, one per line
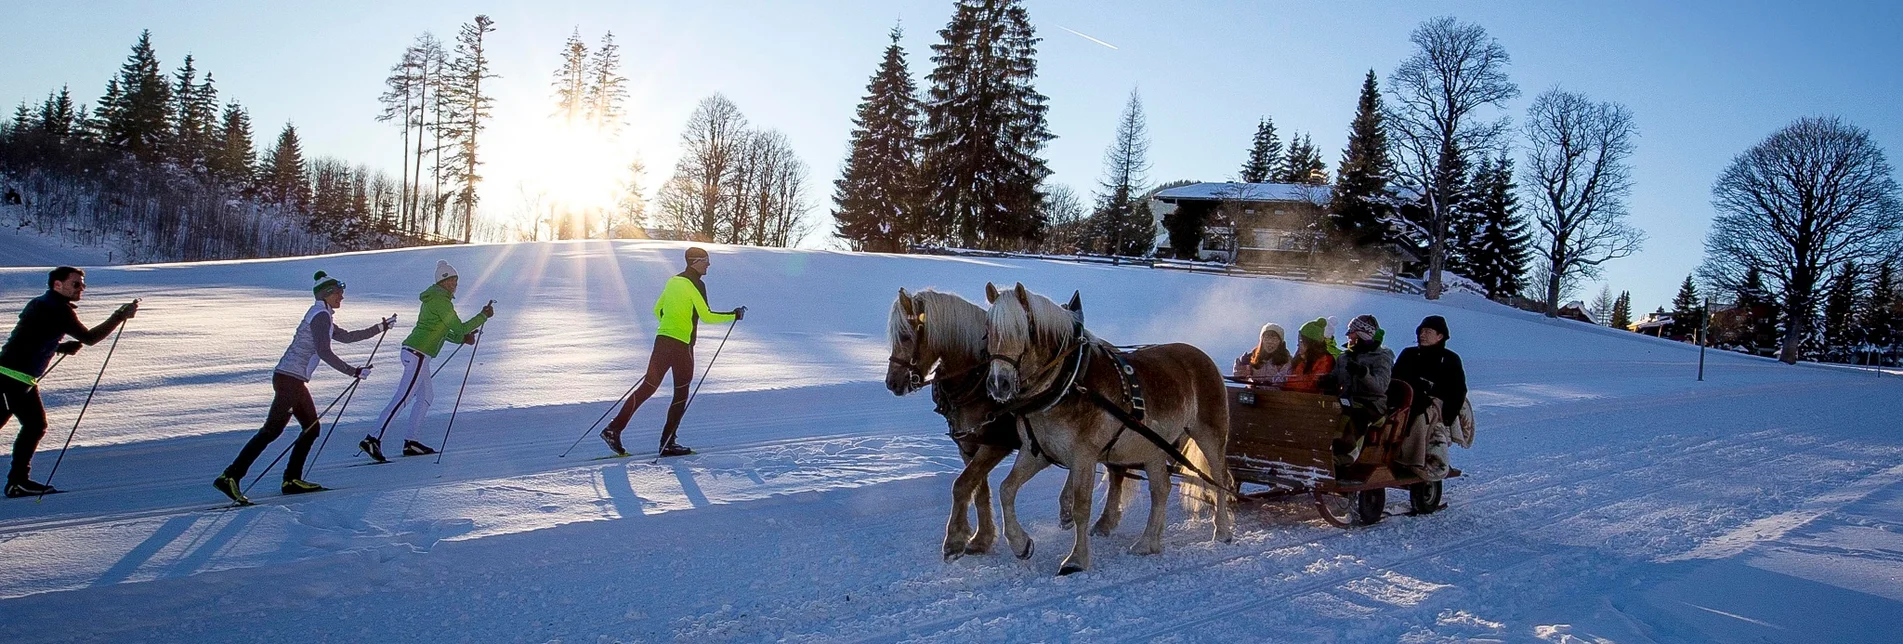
224,373,321,481
2,378,49,484
607,336,694,447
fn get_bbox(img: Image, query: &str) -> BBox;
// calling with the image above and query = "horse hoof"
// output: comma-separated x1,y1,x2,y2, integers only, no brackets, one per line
1015,538,1035,560
1058,563,1085,576
944,550,965,563
964,541,992,555
1059,519,1074,531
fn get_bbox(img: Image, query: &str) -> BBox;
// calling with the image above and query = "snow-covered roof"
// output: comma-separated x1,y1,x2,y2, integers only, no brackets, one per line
1152,182,1331,203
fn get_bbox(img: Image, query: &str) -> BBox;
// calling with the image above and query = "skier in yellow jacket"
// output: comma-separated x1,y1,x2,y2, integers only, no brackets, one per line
602,247,745,457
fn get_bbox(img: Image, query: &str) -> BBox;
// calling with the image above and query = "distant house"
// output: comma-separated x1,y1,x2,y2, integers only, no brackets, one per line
1149,182,1418,280
1630,309,1675,337
1557,300,1598,325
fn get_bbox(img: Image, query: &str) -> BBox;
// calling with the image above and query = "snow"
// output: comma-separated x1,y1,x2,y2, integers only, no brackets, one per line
0,208,117,268
0,239,1898,643
1152,182,1331,203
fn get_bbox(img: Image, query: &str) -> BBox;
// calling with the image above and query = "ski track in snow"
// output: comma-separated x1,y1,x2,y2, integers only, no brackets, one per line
0,239,1898,643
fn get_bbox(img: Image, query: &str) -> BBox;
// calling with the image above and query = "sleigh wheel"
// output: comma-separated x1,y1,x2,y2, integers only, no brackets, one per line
1314,491,1356,528
1356,488,1387,525
1407,480,1443,515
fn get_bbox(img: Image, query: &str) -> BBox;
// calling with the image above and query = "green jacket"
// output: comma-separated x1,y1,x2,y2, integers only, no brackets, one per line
403,284,488,357
655,273,734,344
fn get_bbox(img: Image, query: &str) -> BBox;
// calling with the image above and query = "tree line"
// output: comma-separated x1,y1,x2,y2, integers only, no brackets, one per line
375,15,499,244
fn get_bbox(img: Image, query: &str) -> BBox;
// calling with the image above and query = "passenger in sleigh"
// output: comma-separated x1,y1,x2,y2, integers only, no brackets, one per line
1392,315,1469,481
1320,314,1393,475
1232,323,1292,387
1281,317,1338,394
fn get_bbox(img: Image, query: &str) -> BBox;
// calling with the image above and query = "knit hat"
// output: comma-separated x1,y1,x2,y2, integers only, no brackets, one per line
1298,317,1328,342
1417,315,1450,340
1259,323,1285,343
434,260,458,284
1348,314,1380,339
311,271,343,298
685,247,709,262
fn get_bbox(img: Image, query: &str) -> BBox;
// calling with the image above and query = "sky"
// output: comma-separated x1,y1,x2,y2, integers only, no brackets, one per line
3,0,1899,312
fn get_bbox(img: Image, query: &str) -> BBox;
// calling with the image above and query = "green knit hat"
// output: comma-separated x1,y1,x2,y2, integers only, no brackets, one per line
312,271,344,298
1298,317,1328,342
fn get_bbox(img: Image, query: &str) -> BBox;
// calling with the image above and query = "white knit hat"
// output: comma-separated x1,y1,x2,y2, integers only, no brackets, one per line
434,260,458,283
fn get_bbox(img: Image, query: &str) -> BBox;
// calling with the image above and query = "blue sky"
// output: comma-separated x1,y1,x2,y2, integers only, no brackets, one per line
4,1,1899,312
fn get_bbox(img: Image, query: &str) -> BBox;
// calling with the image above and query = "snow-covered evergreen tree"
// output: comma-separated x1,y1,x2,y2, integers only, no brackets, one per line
833,26,924,253
919,0,1053,250
1820,262,1862,360
259,122,310,209
1468,154,1530,300
1328,70,1393,248
1239,118,1282,183
101,30,174,161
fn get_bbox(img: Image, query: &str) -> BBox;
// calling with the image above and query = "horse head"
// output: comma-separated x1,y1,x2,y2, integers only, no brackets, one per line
984,282,1083,403
889,288,990,398
887,288,928,396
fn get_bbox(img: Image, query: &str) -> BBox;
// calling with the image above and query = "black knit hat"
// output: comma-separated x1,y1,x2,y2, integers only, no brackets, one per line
1417,315,1450,339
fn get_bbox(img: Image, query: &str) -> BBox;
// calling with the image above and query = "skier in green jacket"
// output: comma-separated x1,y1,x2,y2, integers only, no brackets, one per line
361,260,493,462
601,247,745,457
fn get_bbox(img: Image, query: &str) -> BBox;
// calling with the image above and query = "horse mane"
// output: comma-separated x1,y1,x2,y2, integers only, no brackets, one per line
989,287,1083,349
891,289,987,358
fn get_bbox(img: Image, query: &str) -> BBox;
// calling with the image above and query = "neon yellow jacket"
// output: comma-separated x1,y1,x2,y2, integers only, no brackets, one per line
404,284,488,357
655,274,734,344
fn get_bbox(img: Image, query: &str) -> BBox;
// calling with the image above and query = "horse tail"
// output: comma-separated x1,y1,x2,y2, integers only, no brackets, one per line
1178,349,1235,541
1177,427,1222,519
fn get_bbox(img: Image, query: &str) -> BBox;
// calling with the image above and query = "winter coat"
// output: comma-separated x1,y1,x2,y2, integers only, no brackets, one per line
655,271,735,346
403,284,488,358
275,301,381,381
1284,353,1334,394
1392,343,1467,419
1323,338,1393,415
1233,348,1293,386
0,290,126,385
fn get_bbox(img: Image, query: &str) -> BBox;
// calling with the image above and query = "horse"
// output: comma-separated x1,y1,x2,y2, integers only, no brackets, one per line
886,288,1127,561
983,282,1234,575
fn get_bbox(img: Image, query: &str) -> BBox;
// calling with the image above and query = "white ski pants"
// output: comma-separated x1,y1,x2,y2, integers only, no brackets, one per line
371,348,434,443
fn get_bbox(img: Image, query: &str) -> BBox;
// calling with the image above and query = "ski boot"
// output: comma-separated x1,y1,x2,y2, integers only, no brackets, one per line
359,435,388,463
212,475,251,505
281,479,327,495
402,440,437,457
6,479,57,498
600,427,627,456
659,442,695,458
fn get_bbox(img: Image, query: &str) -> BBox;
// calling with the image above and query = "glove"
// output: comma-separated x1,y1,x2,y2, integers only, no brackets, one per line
117,300,140,320
56,340,82,355
381,316,397,332
463,331,480,345
353,364,374,379
733,306,747,321
480,302,495,318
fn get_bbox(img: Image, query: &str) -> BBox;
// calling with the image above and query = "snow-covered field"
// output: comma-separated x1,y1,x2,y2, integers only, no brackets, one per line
0,240,1897,643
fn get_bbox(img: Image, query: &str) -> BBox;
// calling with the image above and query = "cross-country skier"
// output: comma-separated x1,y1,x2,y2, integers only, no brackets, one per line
1,266,137,498
600,247,745,458
360,260,492,462
213,272,392,503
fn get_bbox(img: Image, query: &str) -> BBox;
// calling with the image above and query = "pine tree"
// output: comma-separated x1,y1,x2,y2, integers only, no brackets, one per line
833,25,923,253
1589,285,1616,326
1329,70,1393,248
1611,290,1632,329
1469,154,1530,299
585,31,628,134
1821,262,1862,361
209,100,256,187
1091,88,1154,257
170,56,220,169
9,101,34,135
259,122,310,209
551,28,589,125
1862,262,1897,362
90,79,122,144
103,30,175,161
1733,265,1777,354
1275,134,1326,184
919,0,1054,250
1672,274,1703,339
1239,118,1282,183
1434,150,1480,277
35,86,78,137
441,15,498,241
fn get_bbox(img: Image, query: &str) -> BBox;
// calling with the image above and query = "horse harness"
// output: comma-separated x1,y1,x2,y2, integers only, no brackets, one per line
892,309,1011,449
997,328,1242,500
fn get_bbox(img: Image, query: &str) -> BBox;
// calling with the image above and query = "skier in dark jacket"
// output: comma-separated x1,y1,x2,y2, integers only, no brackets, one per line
1321,314,1394,475
600,247,745,458
1,266,138,497
1392,315,1467,420
213,272,391,504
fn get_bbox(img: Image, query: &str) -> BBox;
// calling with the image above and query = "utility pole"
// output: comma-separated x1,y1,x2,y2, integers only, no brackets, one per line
1697,296,1711,382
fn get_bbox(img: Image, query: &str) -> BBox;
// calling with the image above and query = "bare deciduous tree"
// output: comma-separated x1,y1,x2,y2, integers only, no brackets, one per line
1386,16,1519,299
1523,88,1643,316
1701,116,1902,364
656,94,746,239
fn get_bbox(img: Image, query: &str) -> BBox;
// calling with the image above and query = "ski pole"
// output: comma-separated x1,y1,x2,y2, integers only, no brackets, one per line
557,378,642,458
431,342,464,378
38,319,128,501
309,319,393,468
434,330,482,465
679,319,739,416
242,377,360,495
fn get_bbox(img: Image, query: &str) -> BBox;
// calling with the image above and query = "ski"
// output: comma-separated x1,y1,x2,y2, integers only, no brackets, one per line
588,452,636,461
346,460,393,468
5,488,65,499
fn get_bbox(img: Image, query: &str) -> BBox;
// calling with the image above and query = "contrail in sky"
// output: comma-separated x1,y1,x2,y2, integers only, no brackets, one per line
1056,25,1118,50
